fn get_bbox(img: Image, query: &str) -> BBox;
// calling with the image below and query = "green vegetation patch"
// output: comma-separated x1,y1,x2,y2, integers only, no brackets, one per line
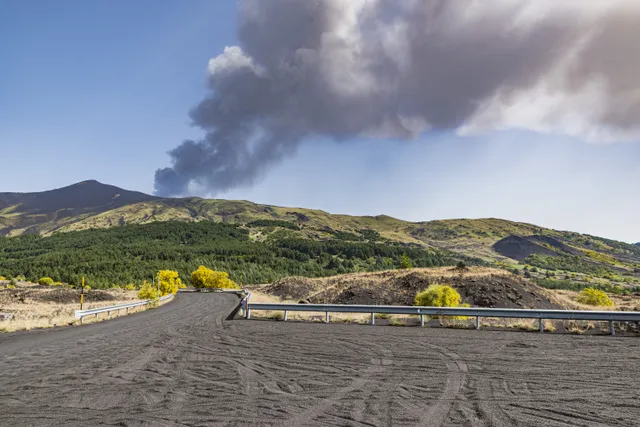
535,278,640,295
247,219,300,230
0,221,476,289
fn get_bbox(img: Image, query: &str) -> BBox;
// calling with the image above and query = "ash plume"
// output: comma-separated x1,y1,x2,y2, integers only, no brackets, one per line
154,0,640,196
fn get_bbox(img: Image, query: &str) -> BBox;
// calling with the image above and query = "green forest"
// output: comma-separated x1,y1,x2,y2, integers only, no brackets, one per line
0,221,476,288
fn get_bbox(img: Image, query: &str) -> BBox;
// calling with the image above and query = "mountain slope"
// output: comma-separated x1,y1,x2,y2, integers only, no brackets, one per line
0,180,157,236
1,181,639,288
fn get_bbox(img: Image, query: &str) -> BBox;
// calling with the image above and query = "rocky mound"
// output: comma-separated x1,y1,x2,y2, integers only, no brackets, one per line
262,267,561,309
492,235,558,261
528,235,582,256
264,276,321,301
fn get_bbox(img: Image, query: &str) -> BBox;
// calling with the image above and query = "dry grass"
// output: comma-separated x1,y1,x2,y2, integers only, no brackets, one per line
542,289,640,311
249,291,545,331
0,285,173,332
247,268,640,334
249,291,423,325
248,291,607,334
248,291,371,323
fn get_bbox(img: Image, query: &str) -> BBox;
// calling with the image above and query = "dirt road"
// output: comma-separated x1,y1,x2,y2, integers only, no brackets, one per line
1,293,639,426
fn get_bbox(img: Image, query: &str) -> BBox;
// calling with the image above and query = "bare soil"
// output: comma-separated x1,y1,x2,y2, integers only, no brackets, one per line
1,286,118,303
0,286,140,332
1,293,639,426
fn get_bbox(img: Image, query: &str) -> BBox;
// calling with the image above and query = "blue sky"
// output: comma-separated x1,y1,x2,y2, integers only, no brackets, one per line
1,0,638,242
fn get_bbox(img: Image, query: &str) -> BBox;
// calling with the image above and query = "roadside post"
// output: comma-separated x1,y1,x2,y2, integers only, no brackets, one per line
245,293,251,319
79,277,85,324
80,277,85,310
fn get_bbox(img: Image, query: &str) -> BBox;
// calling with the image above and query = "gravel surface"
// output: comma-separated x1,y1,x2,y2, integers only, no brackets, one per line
1,293,639,426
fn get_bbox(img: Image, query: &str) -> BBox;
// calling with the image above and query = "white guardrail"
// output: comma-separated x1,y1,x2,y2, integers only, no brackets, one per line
241,293,640,336
74,294,174,323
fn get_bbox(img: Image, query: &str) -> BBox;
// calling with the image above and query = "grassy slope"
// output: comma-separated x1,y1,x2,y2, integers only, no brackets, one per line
2,190,639,286
55,199,640,262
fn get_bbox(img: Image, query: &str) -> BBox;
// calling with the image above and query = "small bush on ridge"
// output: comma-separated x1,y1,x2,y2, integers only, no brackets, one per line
156,270,184,296
190,266,239,289
415,284,462,307
38,277,54,286
137,281,159,300
399,254,413,269
577,288,613,307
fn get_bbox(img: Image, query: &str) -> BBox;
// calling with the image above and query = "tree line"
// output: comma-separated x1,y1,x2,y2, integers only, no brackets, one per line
0,221,478,288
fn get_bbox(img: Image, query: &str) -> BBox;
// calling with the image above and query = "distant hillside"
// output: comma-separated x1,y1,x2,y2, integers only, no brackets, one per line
0,180,157,236
1,181,639,289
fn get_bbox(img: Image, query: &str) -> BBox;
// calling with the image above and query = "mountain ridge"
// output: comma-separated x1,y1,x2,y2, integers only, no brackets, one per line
1,181,639,275
0,181,639,289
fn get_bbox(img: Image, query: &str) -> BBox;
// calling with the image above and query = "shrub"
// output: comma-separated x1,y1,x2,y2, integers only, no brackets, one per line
10,278,17,286
268,312,284,320
577,288,614,307
190,266,239,289
155,270,183,296
137,281,158,300
7,284,15,289
247,219,299,230
124,283,137,291
415,284,462,307
0,276,6,281
38,277,54,286
452,302,471,320
399,254,413,269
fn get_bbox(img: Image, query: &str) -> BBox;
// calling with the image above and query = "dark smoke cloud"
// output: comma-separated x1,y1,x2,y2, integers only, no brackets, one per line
154,0,640,196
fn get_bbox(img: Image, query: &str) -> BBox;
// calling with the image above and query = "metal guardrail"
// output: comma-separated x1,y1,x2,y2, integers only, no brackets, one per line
243,301,640,335
74,294,174,323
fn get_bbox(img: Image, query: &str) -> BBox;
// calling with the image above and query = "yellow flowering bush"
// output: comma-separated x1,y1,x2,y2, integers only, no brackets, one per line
577,288,613,307
190,266,239,289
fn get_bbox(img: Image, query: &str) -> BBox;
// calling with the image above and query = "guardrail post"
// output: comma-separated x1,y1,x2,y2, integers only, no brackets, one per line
95,313,99,321
284,310,288,321
420,313,425,327
108,311,111,319
126,307,129,314
325,312,330,323
610,320,615,336
80,316,84,325
539,318,544,333
475,316,480,330
370,312,375,325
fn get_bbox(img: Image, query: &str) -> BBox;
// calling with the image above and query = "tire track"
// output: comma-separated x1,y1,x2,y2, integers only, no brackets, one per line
2,295,640,426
